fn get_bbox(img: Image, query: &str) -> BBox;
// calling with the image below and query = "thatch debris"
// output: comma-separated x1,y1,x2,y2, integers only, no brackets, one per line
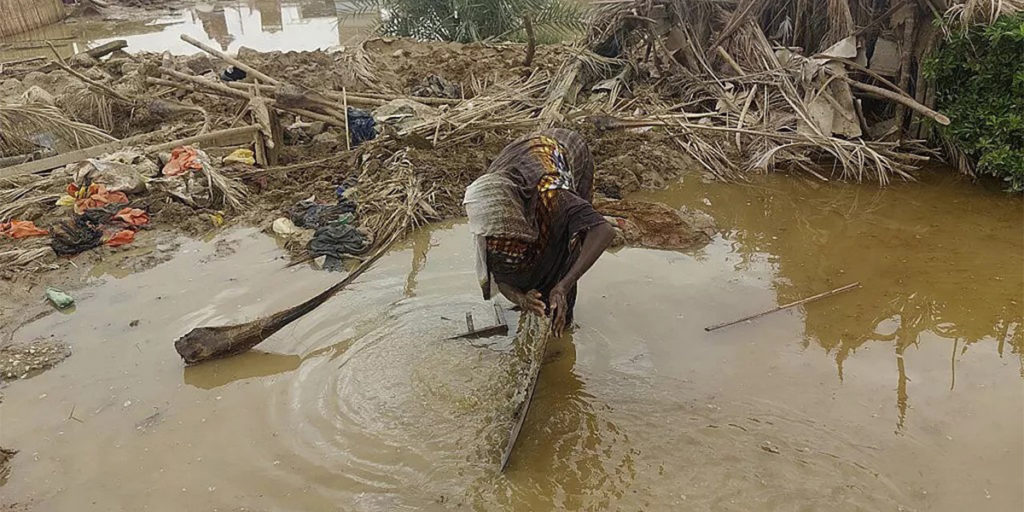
0,1,1018,280
528,0,1000,182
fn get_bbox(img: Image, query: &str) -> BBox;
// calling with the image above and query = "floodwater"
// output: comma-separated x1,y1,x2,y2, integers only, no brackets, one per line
0,0,374,61
1,170,1021,511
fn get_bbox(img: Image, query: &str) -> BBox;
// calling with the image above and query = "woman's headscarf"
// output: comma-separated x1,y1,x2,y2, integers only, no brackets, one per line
463,170,538,300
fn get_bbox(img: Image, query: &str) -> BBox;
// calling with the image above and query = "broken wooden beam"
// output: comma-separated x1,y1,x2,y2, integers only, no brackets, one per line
146,125,260,152
0,125,260,179
226,81,387,108
84,39,127,59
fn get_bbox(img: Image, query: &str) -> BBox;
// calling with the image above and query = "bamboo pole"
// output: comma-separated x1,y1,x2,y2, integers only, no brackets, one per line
705,282,861,332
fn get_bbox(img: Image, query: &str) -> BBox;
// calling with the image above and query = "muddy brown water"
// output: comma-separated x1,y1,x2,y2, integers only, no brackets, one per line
0,0,375,61
1,170,1020,511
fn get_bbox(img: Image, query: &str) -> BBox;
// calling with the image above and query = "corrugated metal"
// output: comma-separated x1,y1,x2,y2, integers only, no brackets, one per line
0,0,66,38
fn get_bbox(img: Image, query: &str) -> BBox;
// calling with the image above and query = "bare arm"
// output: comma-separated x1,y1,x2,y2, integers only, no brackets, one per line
549,221,615,335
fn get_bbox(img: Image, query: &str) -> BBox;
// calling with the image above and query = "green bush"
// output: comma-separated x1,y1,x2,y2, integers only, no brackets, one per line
356,0,585,43
925,13,1024,192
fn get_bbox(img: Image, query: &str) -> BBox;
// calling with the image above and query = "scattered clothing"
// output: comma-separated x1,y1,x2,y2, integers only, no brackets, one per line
347,107,377,147
412,74,462,99
45,287,75,310
67,152,152,195
308,223,370,271
50,221,103,256
220,66,247,82
288,199,356,229
113,207,149,227
105,230,135,248
223,148,256,166
0,220,48,239
69,183,129,215
272,217,302,236
78,204,121,227
162,146,204,177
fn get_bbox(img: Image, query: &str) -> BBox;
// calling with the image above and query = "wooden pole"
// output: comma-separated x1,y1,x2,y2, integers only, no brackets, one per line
522,15,536,67
342,87,351,151
704,282,861,332
180,34,282,86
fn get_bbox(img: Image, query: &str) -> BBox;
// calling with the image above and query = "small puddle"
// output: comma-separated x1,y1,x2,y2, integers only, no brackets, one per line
1,172,1020,511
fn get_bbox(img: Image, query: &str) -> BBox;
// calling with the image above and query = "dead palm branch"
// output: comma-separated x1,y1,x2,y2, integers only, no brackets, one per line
0,104,115,158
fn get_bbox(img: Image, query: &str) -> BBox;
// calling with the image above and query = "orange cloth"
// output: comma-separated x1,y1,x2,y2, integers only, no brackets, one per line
68,183,129,215
105,230,135,247
113,207,149,227
0,220,48,239
162,146,204,177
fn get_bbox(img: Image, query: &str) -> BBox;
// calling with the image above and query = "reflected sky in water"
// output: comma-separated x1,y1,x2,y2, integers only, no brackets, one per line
1,0,375,58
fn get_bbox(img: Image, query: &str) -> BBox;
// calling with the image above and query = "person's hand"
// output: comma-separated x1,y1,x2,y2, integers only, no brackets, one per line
548,283,569,337
516,289,546,317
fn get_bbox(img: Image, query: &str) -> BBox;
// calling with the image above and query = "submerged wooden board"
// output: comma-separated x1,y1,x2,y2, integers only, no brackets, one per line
500,319,550,471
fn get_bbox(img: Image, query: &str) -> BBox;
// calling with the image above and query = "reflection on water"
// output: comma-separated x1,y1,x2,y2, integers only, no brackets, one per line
0,0,375,60
0,172,1021,511
638,171,1023,432
184,350,301,389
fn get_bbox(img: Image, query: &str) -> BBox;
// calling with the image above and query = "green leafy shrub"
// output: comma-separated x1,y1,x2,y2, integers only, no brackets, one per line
356,0,586,43
925,13,1024,192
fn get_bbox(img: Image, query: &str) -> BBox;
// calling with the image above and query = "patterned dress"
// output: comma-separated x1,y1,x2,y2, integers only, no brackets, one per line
483,129,605,320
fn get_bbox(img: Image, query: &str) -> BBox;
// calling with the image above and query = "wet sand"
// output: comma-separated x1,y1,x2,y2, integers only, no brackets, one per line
1,170,1021,511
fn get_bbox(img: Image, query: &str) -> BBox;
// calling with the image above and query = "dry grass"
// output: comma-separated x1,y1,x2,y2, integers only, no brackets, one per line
543,0,948,182
946,0,1024,27
0,246,54,269
0,104,114,158
355,148,444,246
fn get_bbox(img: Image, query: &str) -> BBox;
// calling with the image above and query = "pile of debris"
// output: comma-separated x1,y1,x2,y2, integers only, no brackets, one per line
2,0,1017,277
0,36,579,274
533,0,999,183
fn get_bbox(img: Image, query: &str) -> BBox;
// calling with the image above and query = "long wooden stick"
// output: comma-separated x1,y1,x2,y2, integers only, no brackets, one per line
180,34,282,86
174,235,401,365
342,87,351,151
704,282,861,332
226,82,391,107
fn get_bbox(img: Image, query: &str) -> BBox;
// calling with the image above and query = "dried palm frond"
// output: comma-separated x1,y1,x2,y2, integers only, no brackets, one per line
0,104,115,158
337,40,379,90
0,247,54,269
400,72,551,144
58,89,116,133
356,148,445,246
945,0,1024,27
204,165,248,211
0,169,64,221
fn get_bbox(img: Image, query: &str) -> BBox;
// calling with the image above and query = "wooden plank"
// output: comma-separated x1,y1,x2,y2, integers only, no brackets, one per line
500,323,549,471
146,125,260,152
0,125,260,179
